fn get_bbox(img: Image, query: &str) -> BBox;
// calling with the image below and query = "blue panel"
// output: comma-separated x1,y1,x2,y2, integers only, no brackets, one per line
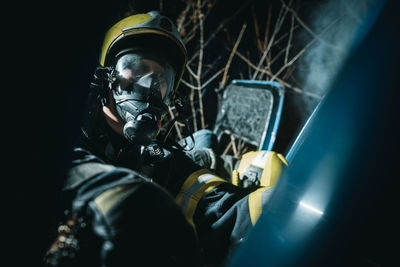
229,0,398,265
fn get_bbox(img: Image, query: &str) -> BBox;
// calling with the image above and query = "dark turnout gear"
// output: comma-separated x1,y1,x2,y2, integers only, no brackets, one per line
45,148,201,267
46,143,287,266
170,150,288,265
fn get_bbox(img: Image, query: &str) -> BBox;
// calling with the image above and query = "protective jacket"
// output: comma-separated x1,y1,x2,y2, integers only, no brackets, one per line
57,129,287,266
46,146,201,267
176,148,288,264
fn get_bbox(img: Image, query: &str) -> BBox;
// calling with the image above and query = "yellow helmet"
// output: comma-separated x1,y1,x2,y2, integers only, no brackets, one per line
99,11,187,94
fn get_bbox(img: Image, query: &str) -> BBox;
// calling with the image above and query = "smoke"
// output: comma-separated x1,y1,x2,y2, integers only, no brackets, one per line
296,0,377,110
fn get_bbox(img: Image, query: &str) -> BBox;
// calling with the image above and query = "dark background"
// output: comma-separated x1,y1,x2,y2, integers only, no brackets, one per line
9,1,117,265
7,0,398,266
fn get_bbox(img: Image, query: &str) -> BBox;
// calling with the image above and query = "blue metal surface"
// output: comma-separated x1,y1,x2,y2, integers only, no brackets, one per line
229,0,398,265
284,101,321,164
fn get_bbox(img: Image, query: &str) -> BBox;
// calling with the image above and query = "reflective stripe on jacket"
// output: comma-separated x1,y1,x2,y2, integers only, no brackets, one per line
174,151,287,264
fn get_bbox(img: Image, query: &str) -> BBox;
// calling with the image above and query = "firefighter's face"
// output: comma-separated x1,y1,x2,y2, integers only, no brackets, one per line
116,59,170,100
103,52,175,145
113,53,174,104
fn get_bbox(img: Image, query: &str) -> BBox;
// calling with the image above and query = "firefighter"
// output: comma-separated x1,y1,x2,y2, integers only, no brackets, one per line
44,11,287,267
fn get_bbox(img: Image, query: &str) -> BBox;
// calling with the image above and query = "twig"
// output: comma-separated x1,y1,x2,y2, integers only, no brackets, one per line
180,79,198,90
189,74,198,132
251,0,291,80
177,3,192,33
285,13,295,64
279,0,345,52
246,51,252,78
233,49,322,99
222,139,232,155
221,23,247,88
233,50,270,76
188,1,252,65
168,107,183,140
274,75,322,99
182,67,225,91
196,4,204,80
186,64,198,79
196,0,206,129
202,67,225,89
201,54,223,79
183,0,215,44
230,135,239,157
267,45,288,69
271,16,342,81
282,64,295,81
252,6,263,55
271,24,299,48
263,4,272,52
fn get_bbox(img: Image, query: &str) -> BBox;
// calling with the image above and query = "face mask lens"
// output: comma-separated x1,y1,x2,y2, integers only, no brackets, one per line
114,53,174,102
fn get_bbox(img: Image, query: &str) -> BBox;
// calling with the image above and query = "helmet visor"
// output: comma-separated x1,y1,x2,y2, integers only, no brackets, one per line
113,53,175,104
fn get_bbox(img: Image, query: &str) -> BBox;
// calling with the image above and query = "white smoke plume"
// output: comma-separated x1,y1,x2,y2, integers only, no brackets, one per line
296,0,376,105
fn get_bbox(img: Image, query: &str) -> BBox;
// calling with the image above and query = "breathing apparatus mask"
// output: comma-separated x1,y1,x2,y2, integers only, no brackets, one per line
109,51,175,145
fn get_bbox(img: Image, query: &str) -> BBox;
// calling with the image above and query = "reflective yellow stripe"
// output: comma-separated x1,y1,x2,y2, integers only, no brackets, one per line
176,169,227,229
248,187,266,225
260,152,287,187
94,185,135,216
236,151,259,174
251,151,270,168
185,177,226,228
248,151,288,225
232,169,239,186
176,169,210,205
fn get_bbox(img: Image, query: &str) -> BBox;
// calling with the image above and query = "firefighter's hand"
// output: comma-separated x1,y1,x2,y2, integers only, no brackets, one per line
141,143,172,165
140,143,173,186
90,66,115,105
90,66,113,88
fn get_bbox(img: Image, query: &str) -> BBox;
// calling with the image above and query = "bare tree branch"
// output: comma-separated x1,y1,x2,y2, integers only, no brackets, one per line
280,0,345,52
181,67,226,90
251,0,292,80
221,23,247,88
230,135,239,157
271,16,342,81
168,106,183,140
233,49,322,99
177,2,192,33
203,67,225,89
188,1,251,65
196,0,205,129
285,13,295,64
186,64,198,79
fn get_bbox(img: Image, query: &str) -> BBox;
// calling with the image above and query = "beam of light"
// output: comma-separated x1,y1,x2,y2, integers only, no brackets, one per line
299,201,324,215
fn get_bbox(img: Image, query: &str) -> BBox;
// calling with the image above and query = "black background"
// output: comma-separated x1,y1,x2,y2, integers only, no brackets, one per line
9,1,117,265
